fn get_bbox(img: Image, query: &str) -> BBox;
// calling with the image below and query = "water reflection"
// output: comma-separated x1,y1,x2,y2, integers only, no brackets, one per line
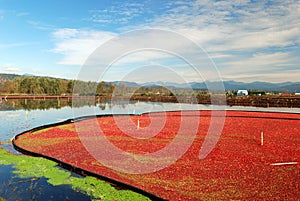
0,98,151,112
0,98,165,143
0,98,92,111
1,98,300,144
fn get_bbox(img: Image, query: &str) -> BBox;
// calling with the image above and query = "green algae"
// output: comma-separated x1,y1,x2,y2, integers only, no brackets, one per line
0,148,150,201
69,176,151,201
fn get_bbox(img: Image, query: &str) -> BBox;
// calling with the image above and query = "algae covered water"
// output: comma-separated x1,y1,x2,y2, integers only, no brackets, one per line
0,165,90,201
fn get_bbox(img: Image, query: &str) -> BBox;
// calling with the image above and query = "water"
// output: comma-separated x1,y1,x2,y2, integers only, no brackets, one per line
0,165,91,201
1,99,300,143
1,98,300,200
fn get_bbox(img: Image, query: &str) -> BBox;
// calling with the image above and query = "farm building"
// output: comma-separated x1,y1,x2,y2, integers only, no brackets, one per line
237,90,248,96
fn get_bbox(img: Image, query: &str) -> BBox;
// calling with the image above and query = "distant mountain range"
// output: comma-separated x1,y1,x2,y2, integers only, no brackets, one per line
0,73,20,80
0,73,299,93
113,80,300,93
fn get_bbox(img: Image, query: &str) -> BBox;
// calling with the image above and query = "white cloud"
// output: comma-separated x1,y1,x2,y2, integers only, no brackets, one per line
52,28,79,39
209,53,233,59
223,52,296,70
139,0,300,82
5,67,21,72
27,20,55,30
51,0,300,82
224,69,300,83
51,28,116,65
102,64,195,84
87,2,146,25
144,0,300,53
53,28,221,83
112,51,173,66
1,66,21,73
219,52,300,82
51,28,211,68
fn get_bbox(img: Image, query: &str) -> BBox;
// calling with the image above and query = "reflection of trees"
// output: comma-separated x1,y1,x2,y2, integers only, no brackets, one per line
0,98,100,111
99,104,106,110
72,97,96,108
0,97,139,111
5,96,194,111
0,99,70,111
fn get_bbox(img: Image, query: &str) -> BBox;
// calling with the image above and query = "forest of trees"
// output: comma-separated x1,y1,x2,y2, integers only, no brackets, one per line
0,74,198,97
0,76,115,96
0,74,187,97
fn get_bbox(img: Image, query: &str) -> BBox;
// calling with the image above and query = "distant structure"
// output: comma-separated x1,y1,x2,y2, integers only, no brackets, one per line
280,93,292,97
237,90,248,96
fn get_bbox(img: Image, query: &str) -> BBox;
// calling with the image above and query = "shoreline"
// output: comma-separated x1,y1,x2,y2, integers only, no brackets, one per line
1,94,300,108
0,95,82,99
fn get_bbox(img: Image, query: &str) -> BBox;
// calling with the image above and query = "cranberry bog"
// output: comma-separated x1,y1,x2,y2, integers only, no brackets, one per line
13,110,300,200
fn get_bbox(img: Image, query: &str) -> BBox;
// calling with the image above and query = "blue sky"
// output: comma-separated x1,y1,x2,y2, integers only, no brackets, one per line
0,0,299,83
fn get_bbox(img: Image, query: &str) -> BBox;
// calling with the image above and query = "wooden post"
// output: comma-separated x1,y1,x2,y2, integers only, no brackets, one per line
261,131,264,146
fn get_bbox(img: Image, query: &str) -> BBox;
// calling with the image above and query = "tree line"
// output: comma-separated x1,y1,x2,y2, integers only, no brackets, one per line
0,75,202,97
0,76,115,96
